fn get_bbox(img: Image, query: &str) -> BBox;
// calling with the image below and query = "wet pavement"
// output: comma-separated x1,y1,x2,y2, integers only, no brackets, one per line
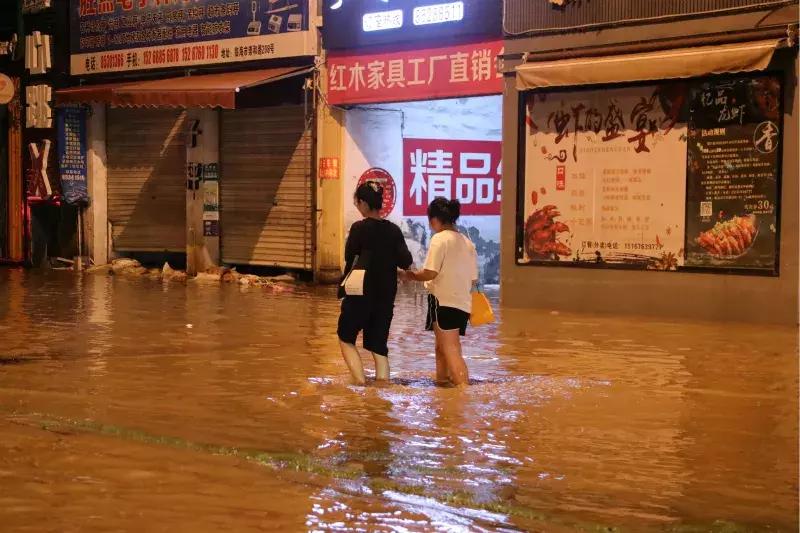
0,268,797,532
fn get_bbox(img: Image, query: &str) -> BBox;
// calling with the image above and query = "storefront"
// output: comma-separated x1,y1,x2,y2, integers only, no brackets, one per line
320,0,504,284
57,0,318,274
1,3,25,264
501,0,799,323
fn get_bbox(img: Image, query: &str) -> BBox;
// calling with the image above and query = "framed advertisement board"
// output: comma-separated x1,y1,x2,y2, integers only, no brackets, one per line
516,73,782,275
69,0,314,75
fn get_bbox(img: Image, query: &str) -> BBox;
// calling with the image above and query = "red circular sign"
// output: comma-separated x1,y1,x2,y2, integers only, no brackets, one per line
357,167,396,218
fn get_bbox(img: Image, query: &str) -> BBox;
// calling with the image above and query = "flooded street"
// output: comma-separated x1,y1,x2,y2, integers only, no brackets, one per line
0,269,797,532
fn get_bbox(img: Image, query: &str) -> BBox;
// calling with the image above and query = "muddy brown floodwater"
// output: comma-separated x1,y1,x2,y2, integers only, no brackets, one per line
0,269,797,532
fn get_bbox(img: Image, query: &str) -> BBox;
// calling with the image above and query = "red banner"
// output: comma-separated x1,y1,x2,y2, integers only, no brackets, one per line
403,138,502,216
327,40,503,106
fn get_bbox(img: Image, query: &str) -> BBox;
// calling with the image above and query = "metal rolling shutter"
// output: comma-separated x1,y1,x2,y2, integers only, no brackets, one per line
107,108,186,253
220,105,313,270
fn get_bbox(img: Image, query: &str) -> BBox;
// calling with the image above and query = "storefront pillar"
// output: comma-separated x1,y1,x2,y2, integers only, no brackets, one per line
185,108,219,276
86,102,108,265
314,64,345,283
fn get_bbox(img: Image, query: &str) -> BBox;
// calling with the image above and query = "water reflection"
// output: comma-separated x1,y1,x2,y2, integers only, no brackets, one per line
0,270,796,532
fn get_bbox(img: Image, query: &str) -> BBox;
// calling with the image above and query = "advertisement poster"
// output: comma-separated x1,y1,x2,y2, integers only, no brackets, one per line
344,104,501,284
520,83,689,269
403,138,501,217
684,76,781,272
70,0,312,75
56,105,89,205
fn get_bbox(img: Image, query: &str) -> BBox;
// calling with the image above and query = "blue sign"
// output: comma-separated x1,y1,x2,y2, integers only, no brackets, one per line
57,106,89,205
70,0,312,75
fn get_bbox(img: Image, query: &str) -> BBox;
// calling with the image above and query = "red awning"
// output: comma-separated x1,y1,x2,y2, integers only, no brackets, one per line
56,67,312,109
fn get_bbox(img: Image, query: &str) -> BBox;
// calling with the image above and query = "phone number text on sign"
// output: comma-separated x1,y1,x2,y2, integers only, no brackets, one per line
403,138,501,216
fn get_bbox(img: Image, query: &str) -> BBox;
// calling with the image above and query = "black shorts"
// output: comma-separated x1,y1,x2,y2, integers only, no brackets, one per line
425,294,469,336
337,297,393,357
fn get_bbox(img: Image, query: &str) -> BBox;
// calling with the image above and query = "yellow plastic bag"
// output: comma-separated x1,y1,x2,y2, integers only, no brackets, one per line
470,291,495,327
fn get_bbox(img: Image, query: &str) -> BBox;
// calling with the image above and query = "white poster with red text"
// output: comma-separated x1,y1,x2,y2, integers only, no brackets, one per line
343,103,502,284
521,84,688,269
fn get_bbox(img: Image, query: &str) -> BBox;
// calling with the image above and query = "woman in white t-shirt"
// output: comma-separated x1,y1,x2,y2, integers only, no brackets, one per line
403,198,478,386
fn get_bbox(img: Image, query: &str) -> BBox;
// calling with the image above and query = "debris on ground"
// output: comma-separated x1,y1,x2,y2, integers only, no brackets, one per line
162,263,188,283
110,258,147,277
222,269,240,283
85,264,112,275
87,258,296,289
265,274,296,284
192,271,222,283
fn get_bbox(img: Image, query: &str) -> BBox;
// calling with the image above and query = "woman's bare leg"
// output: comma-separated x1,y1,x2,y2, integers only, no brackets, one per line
372,353,390,382
434,340,450,385
434,325,469,386
339,341,366,385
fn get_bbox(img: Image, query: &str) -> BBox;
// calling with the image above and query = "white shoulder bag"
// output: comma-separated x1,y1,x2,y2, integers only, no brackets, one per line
341,254,366,296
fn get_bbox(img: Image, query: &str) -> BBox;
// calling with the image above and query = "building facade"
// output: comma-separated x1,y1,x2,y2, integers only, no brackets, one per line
501,0,799,324
0,0,22,263
317,0,505,284
57,0,320,275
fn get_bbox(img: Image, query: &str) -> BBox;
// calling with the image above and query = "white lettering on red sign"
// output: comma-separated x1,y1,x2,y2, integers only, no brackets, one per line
328,40,503,105
404,138,502,216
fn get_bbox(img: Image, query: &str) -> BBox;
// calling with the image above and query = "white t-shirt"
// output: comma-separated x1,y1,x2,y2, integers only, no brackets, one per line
423,230,479,314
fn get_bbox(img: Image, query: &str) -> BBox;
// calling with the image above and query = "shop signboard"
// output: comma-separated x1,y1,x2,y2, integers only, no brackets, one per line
69,0,314,75
328,39,503,105
684,76,782,272
56,106,89,204
22,0,52,14
517,73,782,274
403,138,501,216
519,83,688,269
323,0,502,50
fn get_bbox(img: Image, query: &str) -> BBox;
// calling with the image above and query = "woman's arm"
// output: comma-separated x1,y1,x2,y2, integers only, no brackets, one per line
395,226,413,270
406,269,438,282
402,233,443,282
343,224,361,275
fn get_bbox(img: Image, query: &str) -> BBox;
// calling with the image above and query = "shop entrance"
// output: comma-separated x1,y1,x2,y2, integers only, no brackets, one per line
220,104,313,271
342,96,502,285
106,108,187,260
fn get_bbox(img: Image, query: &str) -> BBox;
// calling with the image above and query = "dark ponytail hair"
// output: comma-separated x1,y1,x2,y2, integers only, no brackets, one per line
427,197,461,225
354,181,384,211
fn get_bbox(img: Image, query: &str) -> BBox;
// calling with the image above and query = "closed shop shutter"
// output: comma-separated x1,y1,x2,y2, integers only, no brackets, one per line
220,105,313,270
107,108,186,253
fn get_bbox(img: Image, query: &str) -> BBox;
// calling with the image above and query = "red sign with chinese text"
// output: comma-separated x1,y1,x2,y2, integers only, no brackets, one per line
556,165,566,190
319,157,339,180
358,168,397,218
328,40,503,106
403,138,502,216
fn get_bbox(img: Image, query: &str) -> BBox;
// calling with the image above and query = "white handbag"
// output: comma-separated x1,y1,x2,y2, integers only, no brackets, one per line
340,254,366,296
342,269,365,296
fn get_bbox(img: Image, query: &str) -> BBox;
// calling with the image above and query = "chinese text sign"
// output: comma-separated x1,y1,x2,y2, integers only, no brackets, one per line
520,83,689,269
56,106,89,205
328,40,503,105
70,0,312,74
685,75,781,272
403,138,501,216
